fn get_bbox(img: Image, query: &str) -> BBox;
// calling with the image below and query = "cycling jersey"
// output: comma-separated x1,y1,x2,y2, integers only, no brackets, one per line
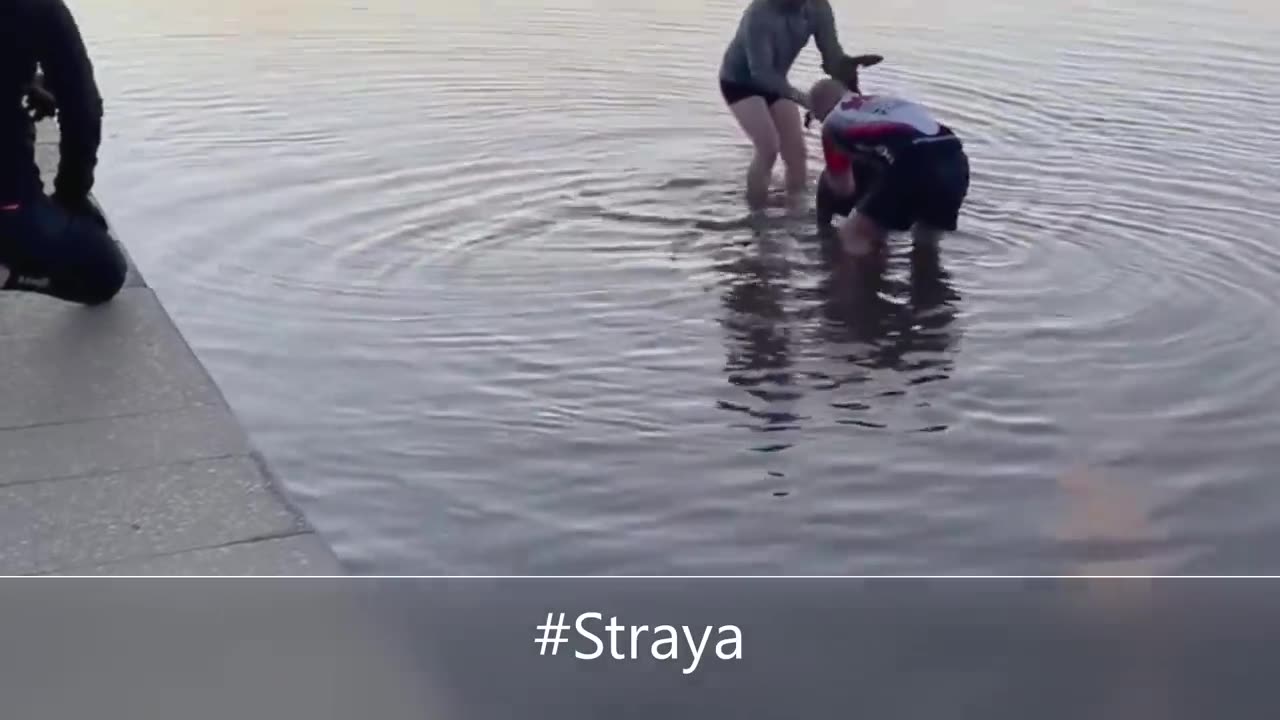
821,93,959,174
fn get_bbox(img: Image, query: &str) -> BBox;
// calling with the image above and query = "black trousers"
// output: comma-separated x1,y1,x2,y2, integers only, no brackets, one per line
0,193,127,305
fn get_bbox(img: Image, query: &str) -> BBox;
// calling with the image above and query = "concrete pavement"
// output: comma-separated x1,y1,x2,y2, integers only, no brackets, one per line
0,121,341,575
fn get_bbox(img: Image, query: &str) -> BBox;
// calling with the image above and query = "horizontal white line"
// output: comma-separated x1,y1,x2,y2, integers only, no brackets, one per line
14,575,1280,580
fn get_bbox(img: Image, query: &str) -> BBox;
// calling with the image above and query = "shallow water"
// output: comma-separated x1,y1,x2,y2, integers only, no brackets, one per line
78,0,1280,573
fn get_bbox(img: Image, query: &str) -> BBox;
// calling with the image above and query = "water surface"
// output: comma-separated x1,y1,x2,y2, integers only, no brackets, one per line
78,0,1280,573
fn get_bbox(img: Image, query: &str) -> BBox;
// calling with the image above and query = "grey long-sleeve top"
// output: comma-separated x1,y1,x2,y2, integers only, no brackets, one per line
718,0,847,106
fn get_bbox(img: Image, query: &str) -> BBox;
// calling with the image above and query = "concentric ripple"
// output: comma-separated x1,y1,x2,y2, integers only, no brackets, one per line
79,0,1280,574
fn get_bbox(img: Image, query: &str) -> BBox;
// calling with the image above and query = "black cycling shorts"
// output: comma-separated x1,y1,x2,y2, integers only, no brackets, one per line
858,140,970,233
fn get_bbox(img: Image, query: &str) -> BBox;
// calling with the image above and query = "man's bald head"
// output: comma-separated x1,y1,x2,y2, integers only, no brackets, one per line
808,77,848,123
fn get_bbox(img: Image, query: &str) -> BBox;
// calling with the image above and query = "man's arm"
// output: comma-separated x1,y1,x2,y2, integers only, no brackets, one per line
816,126,858,230
821,129,856,197
32,0,103,202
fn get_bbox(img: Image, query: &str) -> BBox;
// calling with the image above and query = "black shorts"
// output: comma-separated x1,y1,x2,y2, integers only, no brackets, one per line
858,139,970,232
719,78,781,106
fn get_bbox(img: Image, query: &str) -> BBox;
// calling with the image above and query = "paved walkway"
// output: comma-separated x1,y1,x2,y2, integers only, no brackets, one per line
0,122,341,575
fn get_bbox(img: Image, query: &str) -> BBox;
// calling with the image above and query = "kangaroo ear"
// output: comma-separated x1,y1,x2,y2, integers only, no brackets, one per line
849,54,885,67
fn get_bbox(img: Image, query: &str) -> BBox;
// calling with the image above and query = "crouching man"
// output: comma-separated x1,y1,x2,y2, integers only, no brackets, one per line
808,77,970,259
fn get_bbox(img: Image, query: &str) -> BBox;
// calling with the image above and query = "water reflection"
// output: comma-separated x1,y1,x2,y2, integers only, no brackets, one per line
716,219,804,452
815,241,961,367
717,218,964,447
805,238,963,433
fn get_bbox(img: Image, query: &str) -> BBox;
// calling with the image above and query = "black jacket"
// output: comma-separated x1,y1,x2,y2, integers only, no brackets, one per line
0,0,103,202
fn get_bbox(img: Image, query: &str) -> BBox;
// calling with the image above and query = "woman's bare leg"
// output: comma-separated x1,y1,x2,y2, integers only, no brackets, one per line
728,97,781,209
770,99,808,194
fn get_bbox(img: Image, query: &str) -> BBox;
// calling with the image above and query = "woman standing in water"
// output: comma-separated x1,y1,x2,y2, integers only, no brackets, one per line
718,0,879,208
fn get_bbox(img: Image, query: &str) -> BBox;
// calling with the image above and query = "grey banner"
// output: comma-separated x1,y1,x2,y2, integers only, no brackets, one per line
3,579,1279,719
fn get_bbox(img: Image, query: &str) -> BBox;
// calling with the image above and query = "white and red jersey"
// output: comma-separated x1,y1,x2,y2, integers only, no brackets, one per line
820,93,960,174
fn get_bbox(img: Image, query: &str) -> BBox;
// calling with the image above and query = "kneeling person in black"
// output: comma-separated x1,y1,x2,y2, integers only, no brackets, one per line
1,0,126,305
808,77,970,259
